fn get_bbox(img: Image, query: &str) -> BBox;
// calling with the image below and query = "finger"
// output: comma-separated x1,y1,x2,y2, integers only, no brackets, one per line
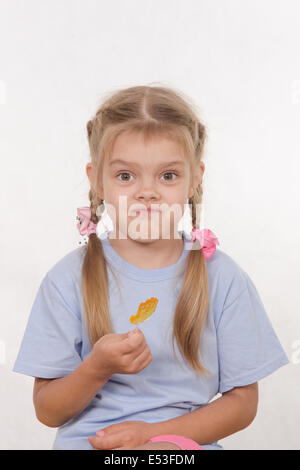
131,346,152,370
96,424,120,435
140,350,153,369
88,433,123,450
88,436,101,449
126,328,145,347
128,341,149,360
95,420,136,436
117,332,142,351
120,336,147,356
88,436,110,450
118,332,132,340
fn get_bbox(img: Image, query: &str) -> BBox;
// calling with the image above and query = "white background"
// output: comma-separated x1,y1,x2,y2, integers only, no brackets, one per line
1,0,299,450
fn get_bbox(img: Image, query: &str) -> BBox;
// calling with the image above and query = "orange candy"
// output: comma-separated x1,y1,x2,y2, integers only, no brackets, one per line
129,297,159,325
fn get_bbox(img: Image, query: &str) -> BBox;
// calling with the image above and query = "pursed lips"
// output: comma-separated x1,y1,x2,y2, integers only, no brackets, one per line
129,206,162,216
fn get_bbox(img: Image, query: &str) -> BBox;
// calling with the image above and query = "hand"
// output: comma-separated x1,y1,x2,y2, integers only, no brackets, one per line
89,327,152,378
88,420,154,450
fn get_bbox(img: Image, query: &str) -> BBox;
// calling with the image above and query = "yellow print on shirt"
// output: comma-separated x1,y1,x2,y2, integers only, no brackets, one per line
129,297,159,324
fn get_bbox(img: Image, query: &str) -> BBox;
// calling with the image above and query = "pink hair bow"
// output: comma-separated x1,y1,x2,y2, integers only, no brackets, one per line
76,207,98,237
190,228,219,259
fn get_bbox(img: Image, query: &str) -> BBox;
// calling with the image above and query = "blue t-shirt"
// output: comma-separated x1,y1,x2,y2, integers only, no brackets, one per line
12,235,289,450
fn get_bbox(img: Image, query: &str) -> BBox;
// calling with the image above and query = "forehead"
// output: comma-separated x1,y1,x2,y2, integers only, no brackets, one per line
108,130,188,168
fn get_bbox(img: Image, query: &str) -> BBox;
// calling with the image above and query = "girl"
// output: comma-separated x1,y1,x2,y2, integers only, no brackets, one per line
13,85,289,451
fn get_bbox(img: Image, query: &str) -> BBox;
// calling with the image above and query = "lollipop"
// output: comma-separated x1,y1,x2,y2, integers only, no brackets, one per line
129,297,159,325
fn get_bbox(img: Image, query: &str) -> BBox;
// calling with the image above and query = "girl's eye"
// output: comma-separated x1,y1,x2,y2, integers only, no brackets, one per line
116,172,178,183
161,172,177,182
117,172,133,182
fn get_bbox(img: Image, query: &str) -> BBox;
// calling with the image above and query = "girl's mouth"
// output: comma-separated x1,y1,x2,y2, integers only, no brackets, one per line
137,208,161,215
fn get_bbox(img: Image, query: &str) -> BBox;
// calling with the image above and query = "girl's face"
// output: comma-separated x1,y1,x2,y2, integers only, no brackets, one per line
88,130,204,242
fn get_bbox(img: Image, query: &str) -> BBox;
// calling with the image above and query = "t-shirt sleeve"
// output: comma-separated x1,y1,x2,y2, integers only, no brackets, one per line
216,268,290,394
12,272,83,378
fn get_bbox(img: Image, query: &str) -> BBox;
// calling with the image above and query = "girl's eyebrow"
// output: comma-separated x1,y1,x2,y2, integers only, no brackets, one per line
109,158,185,168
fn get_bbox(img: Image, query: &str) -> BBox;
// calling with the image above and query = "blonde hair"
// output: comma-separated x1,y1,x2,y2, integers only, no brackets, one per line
82,84,211,376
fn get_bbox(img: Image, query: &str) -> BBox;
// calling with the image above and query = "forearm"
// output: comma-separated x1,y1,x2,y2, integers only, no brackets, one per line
35,353,112,428
150,391,256,445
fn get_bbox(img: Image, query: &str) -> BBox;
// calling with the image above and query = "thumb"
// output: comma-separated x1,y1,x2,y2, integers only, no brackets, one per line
127,327,139,337
118,332,130,340
117,328,138,340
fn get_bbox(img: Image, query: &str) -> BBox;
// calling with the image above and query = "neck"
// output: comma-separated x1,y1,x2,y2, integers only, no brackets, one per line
107,234,185,270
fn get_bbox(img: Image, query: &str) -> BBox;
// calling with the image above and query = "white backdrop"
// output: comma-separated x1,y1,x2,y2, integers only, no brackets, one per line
1,0,299,450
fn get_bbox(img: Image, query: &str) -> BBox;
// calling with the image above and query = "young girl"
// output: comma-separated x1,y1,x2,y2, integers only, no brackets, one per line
13,85,289,451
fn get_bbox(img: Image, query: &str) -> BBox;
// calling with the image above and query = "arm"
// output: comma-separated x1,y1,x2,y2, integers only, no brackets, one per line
33,352,112,428
149,382,258,445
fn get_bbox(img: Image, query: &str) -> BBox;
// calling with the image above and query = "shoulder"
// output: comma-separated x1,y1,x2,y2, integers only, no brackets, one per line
46,246,86,282
206,247,249,288
205,247,252,319
42,246,87,316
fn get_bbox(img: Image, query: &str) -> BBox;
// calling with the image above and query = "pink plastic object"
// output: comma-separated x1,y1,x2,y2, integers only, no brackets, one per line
190,228,219,259
76,207,98,237
148,434,203,450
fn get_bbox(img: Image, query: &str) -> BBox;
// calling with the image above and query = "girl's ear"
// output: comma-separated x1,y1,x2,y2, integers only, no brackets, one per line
86,163,95,186
86,163,104,199
188,187,194,199
192,161,205,190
